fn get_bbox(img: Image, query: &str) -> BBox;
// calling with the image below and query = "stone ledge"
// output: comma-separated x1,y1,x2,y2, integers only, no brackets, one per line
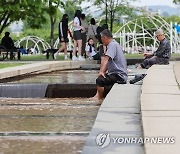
0,61,95,80
82,84,144,154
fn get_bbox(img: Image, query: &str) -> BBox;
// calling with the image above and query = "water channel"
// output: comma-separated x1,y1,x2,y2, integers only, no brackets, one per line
0,67,144,153
0,69,100,154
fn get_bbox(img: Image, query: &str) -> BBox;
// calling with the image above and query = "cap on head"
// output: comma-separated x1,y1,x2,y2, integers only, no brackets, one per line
155,29,164,36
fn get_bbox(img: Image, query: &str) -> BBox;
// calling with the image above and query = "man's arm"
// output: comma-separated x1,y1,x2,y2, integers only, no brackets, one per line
99,55,109,78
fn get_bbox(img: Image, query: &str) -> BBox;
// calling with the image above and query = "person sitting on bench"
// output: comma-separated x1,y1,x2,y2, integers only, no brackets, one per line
1,31,20,60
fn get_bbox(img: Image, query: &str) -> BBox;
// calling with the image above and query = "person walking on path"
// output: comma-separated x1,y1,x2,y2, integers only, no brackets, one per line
92,29,128,101
54,14,70,60
72,10,85,61
138,29,171,69
81,13,88,58
87,18,98,50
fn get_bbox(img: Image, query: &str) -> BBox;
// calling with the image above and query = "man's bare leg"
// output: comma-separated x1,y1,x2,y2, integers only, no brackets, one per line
92,86,104,100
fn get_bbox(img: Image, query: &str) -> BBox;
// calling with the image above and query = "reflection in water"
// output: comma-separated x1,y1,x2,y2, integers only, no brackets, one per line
0,98,99,154
6,70,99,84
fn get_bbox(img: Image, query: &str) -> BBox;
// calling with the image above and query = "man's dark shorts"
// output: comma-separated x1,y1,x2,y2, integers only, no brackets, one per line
96,74,126,87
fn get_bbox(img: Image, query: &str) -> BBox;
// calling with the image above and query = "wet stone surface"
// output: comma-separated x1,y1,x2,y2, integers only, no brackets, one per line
2,67,146,84
0,98,99,154
5,70,99,84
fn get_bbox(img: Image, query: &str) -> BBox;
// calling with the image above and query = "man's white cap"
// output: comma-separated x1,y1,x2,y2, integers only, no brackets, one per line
155,29,164,36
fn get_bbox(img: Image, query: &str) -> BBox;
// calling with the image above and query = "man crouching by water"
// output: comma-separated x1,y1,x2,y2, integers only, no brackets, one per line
92,29,128,101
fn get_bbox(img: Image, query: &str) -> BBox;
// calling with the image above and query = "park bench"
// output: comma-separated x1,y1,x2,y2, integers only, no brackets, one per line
44,48,73,59
0,45,21,61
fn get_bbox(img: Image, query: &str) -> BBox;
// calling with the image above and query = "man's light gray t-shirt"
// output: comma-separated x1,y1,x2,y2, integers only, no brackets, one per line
105,39,128,81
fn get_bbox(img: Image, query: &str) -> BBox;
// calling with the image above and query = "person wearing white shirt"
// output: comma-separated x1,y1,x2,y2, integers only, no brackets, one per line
86,38,100,60
72,10,85,61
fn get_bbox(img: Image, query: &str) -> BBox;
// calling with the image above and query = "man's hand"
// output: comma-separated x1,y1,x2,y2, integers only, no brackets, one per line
144,52,152,57
98,72,106,78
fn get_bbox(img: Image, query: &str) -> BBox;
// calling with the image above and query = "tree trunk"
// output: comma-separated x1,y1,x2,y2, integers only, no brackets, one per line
0,12,11,35
110,10,113,32
105,0,108,24
110,10,115,32
50,16,54,49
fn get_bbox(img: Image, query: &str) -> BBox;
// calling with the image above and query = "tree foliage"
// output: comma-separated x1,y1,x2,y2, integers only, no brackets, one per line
173,0,180,4
94,0,136,31
0,0,47,35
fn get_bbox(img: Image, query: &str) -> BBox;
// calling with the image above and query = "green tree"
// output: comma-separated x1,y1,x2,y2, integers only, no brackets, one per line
173,0,180,4
165,15,180,24
44,0,64,48
94,0,136,32
0,0,46,35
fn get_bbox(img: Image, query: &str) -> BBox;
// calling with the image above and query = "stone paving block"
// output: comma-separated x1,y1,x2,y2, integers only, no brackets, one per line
141,111,180,117
0,61,91,80
83,144,144,154
141,94,180,110
174,62,180,85
142,70,177,86
102,84,141,108
142,85,180,94
83,83,144,154
94,108,142,132
142,117,180,154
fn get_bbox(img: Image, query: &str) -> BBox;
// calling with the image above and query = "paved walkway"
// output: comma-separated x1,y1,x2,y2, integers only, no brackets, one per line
83,62,180,154
141,62,180,154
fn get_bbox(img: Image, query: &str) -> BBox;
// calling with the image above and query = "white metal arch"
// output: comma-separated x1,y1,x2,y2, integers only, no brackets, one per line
114,13,180,53
15,36,51,54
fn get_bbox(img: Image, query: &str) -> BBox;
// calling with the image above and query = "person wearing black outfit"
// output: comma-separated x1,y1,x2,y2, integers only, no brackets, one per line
138,29,171,69
54,14,70,60
1,31,14,50
1,31,20,60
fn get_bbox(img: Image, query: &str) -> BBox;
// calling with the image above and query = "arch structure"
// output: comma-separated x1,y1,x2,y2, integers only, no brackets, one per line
15,36,51,54
114,13,180,54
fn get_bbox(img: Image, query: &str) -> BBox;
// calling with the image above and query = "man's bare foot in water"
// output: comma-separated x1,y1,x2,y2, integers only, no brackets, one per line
89,95,104,105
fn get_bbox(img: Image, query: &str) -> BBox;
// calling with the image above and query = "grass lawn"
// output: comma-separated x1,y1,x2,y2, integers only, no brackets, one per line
0,63,26,69
20,53,180,60
1,53,179,64
20,54,64,61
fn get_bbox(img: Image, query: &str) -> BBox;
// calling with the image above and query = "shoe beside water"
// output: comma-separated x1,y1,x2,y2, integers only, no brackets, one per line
54,52,58,60
78,56,85,61
72,55,78,61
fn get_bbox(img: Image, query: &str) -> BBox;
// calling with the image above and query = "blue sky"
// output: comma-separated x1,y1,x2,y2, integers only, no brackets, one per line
131,0,177,7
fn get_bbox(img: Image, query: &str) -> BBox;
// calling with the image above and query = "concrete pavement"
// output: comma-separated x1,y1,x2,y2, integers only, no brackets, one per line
141,62,180,154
